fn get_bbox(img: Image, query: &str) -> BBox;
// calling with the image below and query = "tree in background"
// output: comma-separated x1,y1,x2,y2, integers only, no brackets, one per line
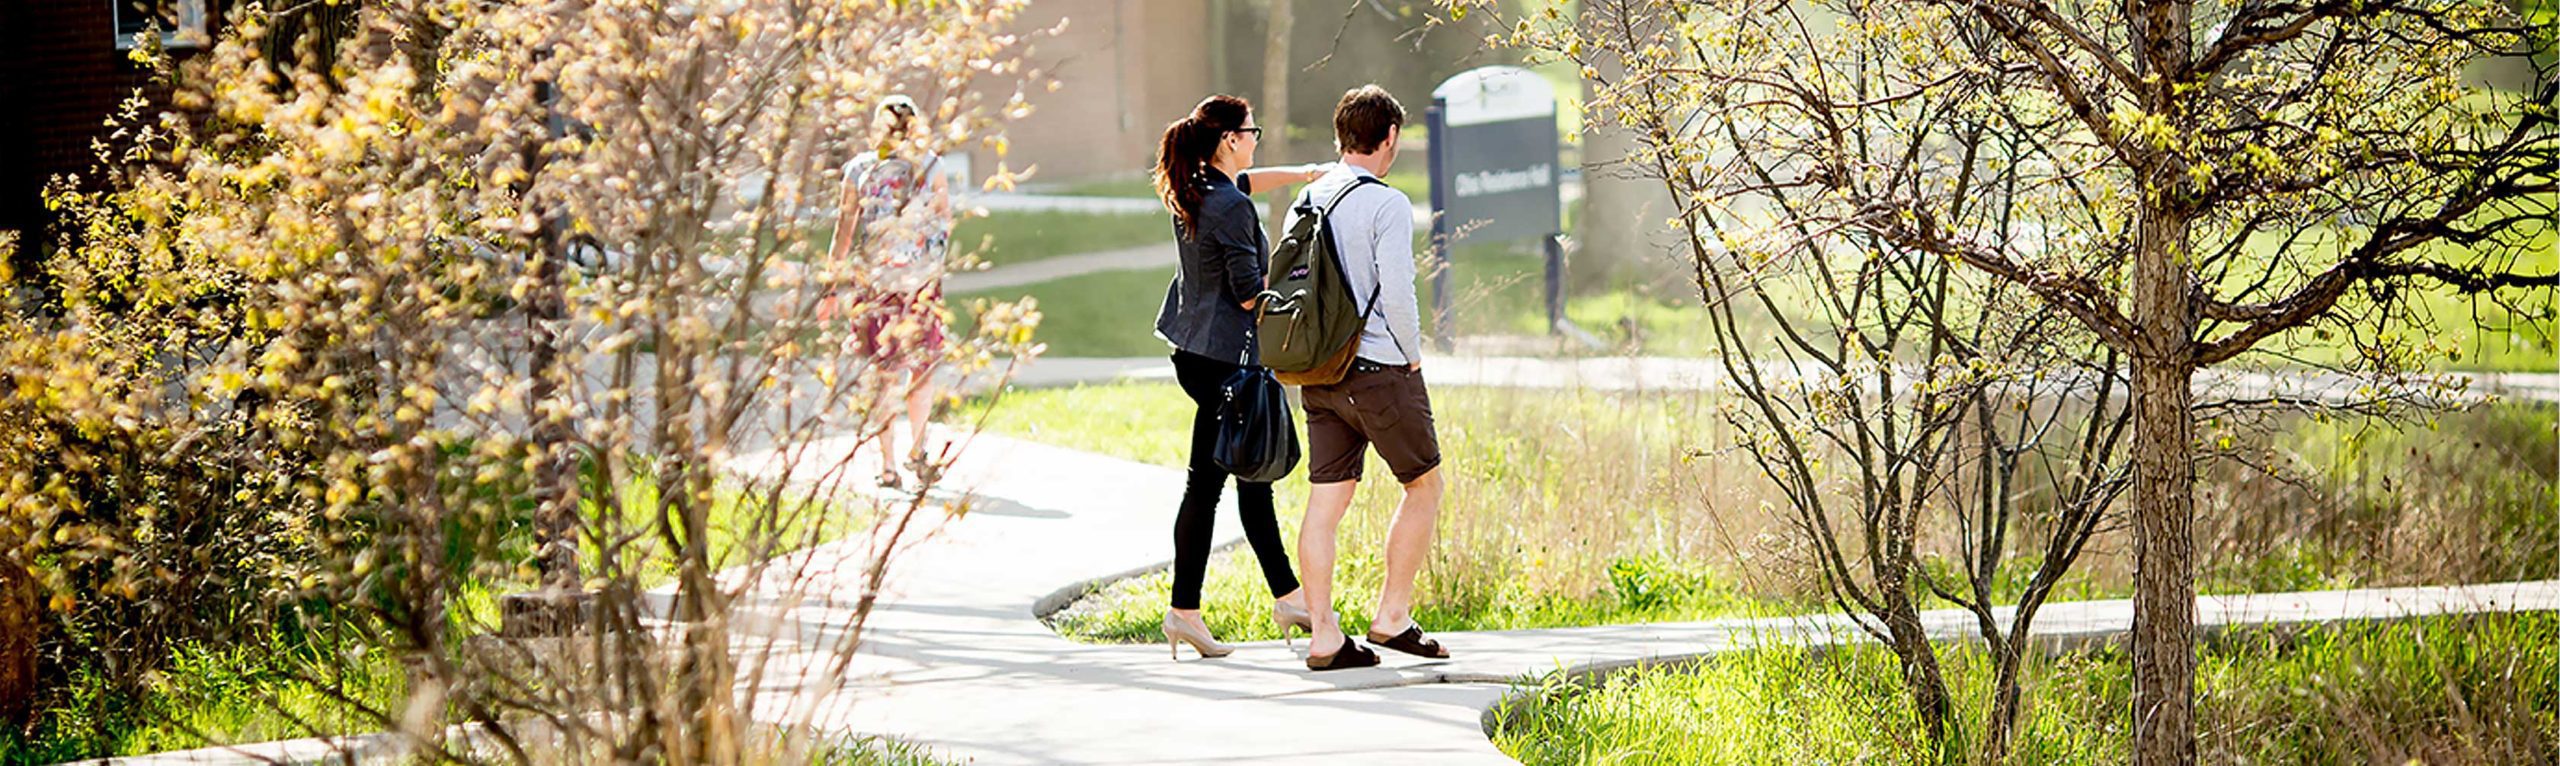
1473,0,2554,762
1,0,1047,758
1263,0,1299,228
1568,4,1684,287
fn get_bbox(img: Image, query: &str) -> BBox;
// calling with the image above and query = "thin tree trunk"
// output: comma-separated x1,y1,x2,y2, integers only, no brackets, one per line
1259,0,1295,231
525,73,580,599
396,471,454,753
0,557,40,727
1985,643,2026,764
657,272,736,763
1878,576,1952,742
2129,200,2198,766
1889,615,1952,744
530,222,580,592
671,457,738,762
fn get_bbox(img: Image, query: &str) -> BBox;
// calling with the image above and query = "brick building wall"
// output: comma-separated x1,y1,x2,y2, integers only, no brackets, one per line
982,0,1211,185
0,1,224,251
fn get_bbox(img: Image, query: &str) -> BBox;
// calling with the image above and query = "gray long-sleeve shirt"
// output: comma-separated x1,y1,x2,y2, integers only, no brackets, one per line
1288,165,1420,365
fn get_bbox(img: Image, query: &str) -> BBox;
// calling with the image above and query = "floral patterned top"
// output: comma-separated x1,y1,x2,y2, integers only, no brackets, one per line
844,151,950,294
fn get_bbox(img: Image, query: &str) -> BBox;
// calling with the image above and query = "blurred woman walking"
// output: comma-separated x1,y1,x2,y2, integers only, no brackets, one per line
828,95,953,490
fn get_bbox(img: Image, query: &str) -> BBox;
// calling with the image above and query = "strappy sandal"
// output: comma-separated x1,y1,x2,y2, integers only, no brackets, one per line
905,450,937,484
1365,624,1451,659
1304,637,1380,672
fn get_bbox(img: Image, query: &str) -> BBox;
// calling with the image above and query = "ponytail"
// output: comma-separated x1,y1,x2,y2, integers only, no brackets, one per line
1152,95,1252,240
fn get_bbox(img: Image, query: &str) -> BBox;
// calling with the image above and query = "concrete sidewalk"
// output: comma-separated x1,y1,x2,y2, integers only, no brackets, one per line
717,431,2560,765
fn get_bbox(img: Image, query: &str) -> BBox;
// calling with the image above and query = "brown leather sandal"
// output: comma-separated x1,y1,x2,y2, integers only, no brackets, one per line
1364,624,1450,659
1304,638,1381,671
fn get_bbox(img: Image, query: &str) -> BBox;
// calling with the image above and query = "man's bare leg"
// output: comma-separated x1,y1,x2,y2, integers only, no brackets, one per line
1296,479,1360,656
1370,466,1442,634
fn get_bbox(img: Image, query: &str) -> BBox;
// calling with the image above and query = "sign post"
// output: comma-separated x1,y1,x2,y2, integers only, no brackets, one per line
1424,102,1450,349
1426,66,1570,349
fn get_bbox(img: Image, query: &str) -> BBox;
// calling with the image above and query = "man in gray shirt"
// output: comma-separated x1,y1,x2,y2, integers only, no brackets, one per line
1292,85,1450,671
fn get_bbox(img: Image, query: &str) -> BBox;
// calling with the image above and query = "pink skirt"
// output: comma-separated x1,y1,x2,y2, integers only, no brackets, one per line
843,287,948,370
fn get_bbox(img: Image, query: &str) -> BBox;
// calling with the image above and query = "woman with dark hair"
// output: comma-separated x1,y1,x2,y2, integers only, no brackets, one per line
1148,95,1327,660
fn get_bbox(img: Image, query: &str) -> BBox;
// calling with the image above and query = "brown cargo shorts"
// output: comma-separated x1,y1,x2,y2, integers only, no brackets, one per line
1302,361,1441,485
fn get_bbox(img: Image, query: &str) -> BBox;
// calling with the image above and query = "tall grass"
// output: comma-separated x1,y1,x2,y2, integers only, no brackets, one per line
2200,402,2559,591
1493,612,2559,765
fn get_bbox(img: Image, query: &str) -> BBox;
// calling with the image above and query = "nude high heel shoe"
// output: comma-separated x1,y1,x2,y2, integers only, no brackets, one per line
1161,610,1234,660
1272,599,1314,649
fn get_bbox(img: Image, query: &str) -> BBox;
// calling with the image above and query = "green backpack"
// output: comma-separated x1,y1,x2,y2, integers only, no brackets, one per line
1256,176,1384,386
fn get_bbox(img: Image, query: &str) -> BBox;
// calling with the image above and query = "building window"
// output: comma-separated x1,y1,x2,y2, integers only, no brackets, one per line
113,0,211,51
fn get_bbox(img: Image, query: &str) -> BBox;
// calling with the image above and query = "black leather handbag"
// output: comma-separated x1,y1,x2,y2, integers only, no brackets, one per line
1212,358,1301,483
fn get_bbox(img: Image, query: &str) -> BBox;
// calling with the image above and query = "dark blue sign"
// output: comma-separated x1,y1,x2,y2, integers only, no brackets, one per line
1424,66,1571,346
1428,67,1562,246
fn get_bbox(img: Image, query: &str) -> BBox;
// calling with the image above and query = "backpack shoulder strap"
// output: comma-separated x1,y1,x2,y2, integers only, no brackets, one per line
1299,173,1383,217
1326,174,1403,362
1321,174,1383,216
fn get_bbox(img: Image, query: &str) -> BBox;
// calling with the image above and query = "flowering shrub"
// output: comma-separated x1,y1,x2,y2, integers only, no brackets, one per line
3,0,1050,758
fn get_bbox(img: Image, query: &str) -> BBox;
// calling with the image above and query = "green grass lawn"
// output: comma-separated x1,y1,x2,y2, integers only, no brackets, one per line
1531,202,2557,367
1048,175,1157,199
1430,243,1733,356
1448,237,2555,369
949,268,1174,358
950,210,1170,268
960,381,2555,646
941,244,1539,360
1492,612,2558,765
790,209,1170,270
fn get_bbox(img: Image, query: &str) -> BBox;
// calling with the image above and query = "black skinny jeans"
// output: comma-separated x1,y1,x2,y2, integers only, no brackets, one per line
1169,350,1301,610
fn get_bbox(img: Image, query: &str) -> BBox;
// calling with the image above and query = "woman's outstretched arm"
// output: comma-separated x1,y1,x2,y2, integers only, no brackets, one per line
1236,163,1332,195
